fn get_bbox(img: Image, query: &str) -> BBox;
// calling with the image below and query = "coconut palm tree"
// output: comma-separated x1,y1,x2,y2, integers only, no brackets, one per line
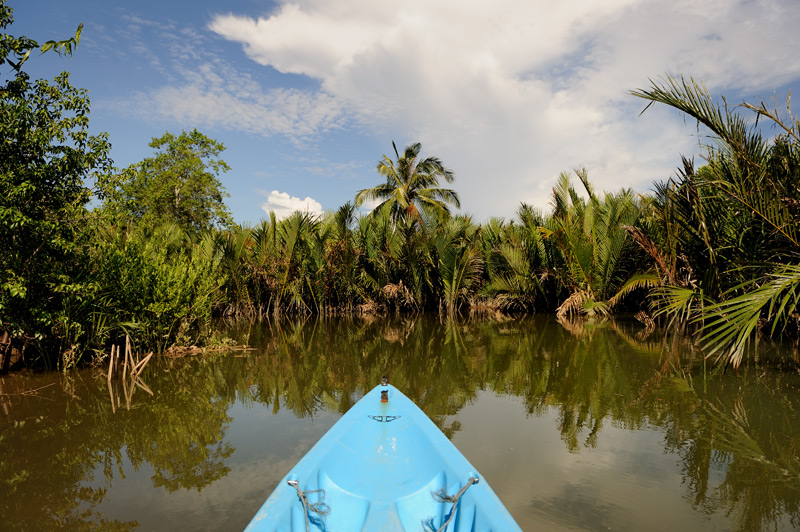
355,141,460,226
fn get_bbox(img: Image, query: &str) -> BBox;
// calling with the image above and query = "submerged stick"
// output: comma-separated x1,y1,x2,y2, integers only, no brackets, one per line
128,335,140,368
122,342,128,381
126,336,134,377
0,383,56,396
122,373,132,410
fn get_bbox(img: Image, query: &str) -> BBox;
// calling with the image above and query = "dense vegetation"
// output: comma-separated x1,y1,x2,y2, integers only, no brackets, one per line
1,2,798,370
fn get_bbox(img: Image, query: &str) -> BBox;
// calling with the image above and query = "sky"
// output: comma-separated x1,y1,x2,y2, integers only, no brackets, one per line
9,0,800,224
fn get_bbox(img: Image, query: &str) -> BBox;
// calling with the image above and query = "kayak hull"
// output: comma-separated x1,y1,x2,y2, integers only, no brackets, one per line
245,384,522,532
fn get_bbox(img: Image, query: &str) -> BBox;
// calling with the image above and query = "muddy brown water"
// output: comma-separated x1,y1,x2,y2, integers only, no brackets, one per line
2,315,799,531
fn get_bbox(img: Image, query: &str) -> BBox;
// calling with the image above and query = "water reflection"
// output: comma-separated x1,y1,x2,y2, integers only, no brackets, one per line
1,315,799,531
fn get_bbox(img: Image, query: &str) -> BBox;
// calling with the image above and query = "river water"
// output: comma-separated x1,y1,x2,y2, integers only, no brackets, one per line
1,315,799,531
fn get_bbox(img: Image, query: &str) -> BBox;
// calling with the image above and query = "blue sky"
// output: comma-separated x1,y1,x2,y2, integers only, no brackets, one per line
9,0,800,224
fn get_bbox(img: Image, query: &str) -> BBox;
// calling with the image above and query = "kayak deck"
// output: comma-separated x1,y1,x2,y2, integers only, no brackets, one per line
245,383,522,531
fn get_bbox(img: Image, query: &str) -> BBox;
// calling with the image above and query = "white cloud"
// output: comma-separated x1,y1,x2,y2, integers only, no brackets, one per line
260,190,324,220
125,82,344,139
210,0,800,219
102,14,347,142
209,4,384,79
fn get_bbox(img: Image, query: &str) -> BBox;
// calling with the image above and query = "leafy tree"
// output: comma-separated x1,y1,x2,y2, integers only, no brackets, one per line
102,129,232,233
355,141,460,226
0,1,112,361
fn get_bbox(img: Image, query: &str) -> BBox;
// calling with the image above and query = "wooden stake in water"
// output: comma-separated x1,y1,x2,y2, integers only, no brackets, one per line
107,344,116,383
132,352,153,377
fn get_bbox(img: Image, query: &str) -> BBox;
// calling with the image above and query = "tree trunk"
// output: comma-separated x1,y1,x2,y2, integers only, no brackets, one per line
0,331,9,374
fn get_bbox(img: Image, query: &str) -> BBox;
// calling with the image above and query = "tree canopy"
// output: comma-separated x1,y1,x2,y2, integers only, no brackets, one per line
101,129,232,233
0,1,112,352
355,141,460,226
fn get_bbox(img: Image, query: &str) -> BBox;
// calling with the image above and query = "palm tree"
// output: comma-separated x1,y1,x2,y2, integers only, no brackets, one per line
547,170,650,318
329,202,359,309
631,75,800,367
355,141,460,226
481,205,554,311
354,206,404,306
431,216,483,314
214,224,254,316
275,211,320,313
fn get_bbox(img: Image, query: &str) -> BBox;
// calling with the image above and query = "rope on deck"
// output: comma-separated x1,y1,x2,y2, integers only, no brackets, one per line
432,476,479,532
287,480,330,532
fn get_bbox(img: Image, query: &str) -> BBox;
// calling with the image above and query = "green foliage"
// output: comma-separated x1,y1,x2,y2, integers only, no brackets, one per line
0,1,81,73
546,170,644,317
431,216,483,314
7,12,798,374
92,224,223,353
101,129,232,233
354,206,404,305
699,265,800,367
330,202,359,309
1,5,223,367
200,164,658,322
0,2,112,362
355,141,460,226
633,75,800,367
480,206,554,311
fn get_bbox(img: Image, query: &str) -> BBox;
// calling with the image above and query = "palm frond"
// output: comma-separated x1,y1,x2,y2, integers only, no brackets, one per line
698,265,800,368
556,290,592,319
651,284,711,326
631,75,766,165
609,273,661,308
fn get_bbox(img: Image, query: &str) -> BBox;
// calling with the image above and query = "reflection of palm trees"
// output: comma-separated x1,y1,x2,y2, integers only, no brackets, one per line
7,316,798,530
666,389,800,531
227,314,800,531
